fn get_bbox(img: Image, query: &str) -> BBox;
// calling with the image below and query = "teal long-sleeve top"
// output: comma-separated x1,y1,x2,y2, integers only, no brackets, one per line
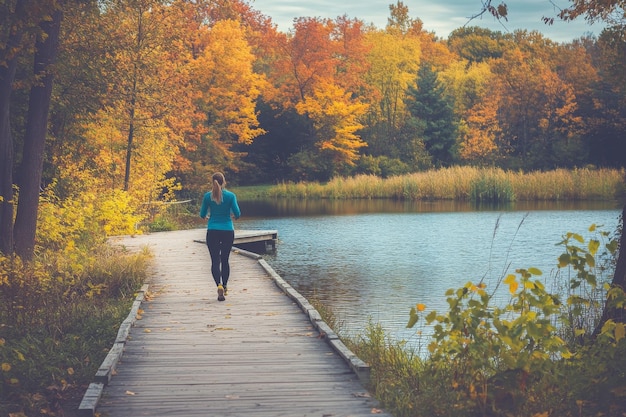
199,189,241,231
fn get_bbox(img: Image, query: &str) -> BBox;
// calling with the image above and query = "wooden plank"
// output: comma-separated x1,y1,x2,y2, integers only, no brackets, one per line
94,343,124,384
93,230,389,417
234,229,277,243
77,383,103,417
193,229,277,245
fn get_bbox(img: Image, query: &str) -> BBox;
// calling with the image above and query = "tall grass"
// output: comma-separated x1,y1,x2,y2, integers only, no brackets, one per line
266,167,625,202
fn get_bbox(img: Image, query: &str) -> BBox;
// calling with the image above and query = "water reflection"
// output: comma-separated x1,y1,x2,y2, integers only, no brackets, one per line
239,198,621,218
233,199,622,348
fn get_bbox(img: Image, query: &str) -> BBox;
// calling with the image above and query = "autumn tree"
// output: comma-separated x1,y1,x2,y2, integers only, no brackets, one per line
386,0,419,36
0,0,64,260
295,81,367,178
255,15,373,181
459,88,502,164
362,29,420,157
72,0,204,215
273,17,338,105
489,35,583,169
47,1,110,197
186,18,267,190
447,26,506,63
331,15,372,98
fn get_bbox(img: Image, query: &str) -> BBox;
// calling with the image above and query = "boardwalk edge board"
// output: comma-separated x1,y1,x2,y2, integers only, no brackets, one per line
78,283,149,416
257,258,372,385
76,383,104,417
232,246,263,260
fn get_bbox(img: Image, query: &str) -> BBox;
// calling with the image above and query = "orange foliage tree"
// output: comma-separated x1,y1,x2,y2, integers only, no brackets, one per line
491,37,583,168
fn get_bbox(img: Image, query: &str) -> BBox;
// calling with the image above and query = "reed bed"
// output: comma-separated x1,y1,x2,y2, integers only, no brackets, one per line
267,167,624,202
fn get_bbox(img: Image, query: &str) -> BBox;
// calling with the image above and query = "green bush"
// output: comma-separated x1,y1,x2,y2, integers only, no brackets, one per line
349,224,625,417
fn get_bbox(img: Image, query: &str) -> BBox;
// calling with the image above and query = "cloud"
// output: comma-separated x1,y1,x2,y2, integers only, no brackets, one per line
249,0,605,42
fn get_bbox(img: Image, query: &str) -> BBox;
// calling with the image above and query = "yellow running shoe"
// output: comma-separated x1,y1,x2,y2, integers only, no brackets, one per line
217,284,225,301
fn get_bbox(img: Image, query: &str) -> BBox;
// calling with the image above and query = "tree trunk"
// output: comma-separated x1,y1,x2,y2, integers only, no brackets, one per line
0,0,27,255
13,8,63,261
124,108,135,191
0,58,17,255
593,203,626,337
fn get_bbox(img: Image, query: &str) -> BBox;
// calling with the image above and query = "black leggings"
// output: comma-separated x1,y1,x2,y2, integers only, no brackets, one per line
206,229,235,287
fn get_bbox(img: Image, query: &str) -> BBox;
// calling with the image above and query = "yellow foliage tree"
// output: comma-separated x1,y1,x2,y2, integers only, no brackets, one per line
82,102,181,207
440,60,492,116
295,81,368,169
188,19,267,183
364,30,421,132
97,0,197,195
440,60,500,164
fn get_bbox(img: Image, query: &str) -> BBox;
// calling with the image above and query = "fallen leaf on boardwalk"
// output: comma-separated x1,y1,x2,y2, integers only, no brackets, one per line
352,392,371,398
215,327,234,331
125,391,136,396
144,329,151,333
371,408,383,414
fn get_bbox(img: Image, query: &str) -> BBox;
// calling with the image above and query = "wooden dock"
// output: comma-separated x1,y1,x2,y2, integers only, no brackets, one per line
80,229,389,417
194,229,278,253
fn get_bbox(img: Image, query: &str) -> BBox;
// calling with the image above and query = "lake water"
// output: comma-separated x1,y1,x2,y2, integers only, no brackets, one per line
232,199,622,347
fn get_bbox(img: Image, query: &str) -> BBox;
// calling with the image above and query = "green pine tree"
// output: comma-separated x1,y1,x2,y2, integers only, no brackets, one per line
405,64,458,166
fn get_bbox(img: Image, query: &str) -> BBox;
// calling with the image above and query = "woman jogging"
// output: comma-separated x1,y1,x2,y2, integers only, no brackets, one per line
199,172,241,301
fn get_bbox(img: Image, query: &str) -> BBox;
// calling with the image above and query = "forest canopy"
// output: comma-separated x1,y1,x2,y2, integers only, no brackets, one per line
1,0,625,258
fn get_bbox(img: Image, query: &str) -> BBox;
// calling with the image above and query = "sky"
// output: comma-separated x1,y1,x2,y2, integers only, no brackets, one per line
248,0,606,42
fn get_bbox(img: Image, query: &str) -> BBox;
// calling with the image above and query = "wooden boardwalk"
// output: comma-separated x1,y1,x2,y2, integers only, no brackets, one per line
84,229,390,417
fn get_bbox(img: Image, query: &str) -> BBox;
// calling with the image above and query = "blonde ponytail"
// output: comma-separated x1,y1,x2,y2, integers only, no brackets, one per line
211,172,225,204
